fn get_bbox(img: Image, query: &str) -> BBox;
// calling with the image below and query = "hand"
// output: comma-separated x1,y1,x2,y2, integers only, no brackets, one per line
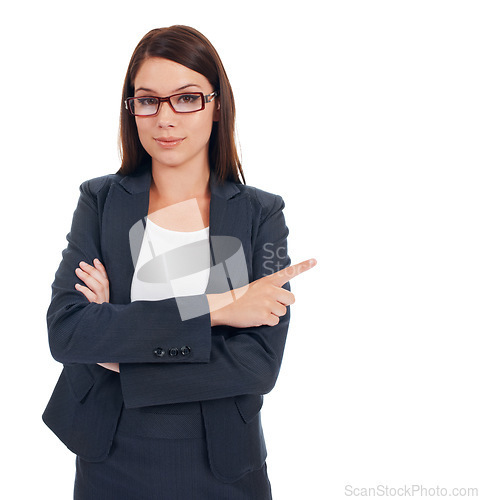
75,259,110,304
207,258,317,328
74,259,119,373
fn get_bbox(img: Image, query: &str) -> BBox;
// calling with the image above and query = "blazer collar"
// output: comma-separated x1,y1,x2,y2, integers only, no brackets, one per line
118,164,241,200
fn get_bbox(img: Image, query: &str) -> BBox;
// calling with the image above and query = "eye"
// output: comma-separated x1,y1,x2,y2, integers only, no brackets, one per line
178,94,200,104
137,97,158,106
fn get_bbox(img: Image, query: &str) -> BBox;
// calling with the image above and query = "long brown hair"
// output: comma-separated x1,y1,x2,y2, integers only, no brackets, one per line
117,25,245,185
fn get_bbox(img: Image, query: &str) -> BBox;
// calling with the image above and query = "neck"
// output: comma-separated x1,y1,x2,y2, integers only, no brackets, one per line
150,163,211,202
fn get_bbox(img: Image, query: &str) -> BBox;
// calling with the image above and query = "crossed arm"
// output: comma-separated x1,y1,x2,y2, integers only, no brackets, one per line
75,256,315,374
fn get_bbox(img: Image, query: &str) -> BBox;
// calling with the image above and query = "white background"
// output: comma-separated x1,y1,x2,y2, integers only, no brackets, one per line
1,1,478,499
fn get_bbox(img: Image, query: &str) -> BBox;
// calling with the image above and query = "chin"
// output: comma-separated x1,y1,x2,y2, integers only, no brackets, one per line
149,152,184,169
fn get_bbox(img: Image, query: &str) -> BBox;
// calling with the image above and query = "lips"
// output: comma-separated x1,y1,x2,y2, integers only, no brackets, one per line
154,136,185,148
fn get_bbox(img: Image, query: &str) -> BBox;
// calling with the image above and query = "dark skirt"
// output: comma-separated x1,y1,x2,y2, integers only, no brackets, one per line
74,402,272,500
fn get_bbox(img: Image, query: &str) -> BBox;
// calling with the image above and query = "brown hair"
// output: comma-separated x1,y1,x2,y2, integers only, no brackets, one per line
117,25,245,185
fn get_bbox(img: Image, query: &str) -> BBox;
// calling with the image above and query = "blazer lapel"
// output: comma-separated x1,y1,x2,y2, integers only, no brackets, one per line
101,167,252,305
206,173,252,295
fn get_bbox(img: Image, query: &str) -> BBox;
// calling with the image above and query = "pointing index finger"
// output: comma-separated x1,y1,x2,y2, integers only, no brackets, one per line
267,258,317,287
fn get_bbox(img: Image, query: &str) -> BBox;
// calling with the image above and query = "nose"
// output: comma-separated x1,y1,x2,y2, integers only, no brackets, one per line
155,100,176,128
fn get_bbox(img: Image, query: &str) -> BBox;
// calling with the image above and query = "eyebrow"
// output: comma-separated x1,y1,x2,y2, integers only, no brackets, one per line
135,84,202,94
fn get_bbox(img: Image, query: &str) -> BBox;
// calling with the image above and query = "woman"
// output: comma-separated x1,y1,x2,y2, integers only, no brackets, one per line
43,25,316,499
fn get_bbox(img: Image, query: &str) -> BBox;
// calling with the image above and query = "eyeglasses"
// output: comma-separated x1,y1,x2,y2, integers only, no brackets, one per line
125,91,218,116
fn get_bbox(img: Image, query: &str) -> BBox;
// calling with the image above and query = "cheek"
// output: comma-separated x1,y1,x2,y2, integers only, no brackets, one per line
190,114,215,142
135,118,154,150
135,118,149,137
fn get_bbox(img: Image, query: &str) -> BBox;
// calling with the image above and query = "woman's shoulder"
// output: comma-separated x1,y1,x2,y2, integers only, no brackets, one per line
79,172,125,196
236,182,286,221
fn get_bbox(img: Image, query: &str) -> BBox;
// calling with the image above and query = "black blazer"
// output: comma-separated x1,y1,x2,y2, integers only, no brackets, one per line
43,164,292,483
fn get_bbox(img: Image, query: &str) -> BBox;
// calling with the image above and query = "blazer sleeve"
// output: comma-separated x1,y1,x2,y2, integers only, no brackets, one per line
118,192,292,408
46,179,212,365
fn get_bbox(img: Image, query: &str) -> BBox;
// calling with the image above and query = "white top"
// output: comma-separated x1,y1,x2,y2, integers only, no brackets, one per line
130,217,211,302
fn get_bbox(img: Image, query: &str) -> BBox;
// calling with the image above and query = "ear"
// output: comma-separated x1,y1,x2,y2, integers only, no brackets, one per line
213,101,220,122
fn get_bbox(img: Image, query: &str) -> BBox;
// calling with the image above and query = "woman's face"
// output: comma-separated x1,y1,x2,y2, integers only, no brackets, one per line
133,57,218,173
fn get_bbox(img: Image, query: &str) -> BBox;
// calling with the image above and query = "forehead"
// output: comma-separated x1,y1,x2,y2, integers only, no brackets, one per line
134,57,211,93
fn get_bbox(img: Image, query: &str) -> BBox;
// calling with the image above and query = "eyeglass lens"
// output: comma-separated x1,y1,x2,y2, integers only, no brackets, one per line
129,93,204,115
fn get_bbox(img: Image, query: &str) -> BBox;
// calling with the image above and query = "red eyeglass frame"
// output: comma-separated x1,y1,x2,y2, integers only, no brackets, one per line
124,91,218,116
